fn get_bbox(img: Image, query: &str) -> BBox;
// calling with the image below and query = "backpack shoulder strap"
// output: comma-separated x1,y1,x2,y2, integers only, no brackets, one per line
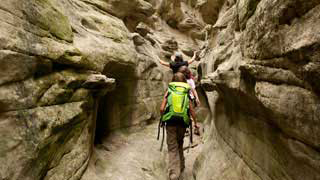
169,82,191,92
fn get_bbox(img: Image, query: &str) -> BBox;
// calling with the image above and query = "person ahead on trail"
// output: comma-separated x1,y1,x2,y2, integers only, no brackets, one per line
158,51,198,73
178,66,201,136
159,72,198,180
178,66,201,107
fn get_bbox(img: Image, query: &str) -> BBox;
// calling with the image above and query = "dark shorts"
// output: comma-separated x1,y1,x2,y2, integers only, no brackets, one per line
166,116,188,128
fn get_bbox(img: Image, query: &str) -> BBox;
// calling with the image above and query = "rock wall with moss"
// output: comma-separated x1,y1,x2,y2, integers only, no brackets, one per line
0,0,204,179
0,0,159,179
1,0,319,180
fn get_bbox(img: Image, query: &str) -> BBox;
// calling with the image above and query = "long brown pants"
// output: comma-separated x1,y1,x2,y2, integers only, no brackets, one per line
166,125,186,179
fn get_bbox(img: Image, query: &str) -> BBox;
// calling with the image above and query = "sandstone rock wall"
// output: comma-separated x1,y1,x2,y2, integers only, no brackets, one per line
199,0,320,179
1,0,319,180
0,0,206,179
0,0,166,179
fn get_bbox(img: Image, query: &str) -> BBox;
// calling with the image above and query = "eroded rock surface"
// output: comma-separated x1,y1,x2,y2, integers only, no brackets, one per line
0,0,207,179
198,0,320,179
1,0,319,180
0,0,166,179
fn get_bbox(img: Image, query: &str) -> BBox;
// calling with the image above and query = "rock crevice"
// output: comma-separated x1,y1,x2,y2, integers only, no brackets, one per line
1,0,319,180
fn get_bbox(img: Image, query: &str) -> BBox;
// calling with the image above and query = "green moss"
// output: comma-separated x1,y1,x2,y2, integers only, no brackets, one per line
56,49,97,71
27,0,73,42
55,89,74,103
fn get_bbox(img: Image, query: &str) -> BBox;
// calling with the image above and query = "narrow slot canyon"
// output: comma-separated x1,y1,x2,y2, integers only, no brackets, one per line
82,89,211,180
1,0,320,180
81,57,212,180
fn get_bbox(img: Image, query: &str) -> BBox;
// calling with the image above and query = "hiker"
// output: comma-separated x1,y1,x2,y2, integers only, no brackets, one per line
178,66,201,107
157,51,198,73
178,66,201,136
159,72,198,180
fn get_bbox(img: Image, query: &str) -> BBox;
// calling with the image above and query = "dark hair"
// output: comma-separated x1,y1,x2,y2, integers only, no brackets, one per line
172,72,187,82
178,66,191,79
174,52,183,62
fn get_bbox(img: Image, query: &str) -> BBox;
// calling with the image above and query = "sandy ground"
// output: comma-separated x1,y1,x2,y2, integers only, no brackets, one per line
182,128,204,180
81,122,204,180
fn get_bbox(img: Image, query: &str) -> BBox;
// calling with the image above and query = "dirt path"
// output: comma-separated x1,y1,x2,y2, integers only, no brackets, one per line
182,130,203,180
81,122,203,180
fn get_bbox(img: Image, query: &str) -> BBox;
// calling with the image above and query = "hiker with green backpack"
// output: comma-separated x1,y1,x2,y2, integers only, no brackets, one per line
159,72,198,180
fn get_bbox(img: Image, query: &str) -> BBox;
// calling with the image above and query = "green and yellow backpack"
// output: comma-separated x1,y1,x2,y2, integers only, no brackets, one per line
157,82,192,151
162,82,191,125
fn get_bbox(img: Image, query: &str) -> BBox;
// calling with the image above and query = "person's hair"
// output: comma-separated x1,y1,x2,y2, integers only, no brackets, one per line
174,52,183,62
172,72,187,82
178,66,191,79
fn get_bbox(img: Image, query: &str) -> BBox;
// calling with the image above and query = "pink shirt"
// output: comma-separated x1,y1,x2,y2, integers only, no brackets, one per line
187,79,195,99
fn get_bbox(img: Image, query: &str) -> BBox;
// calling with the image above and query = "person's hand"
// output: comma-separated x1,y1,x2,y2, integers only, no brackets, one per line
192,51,197,58
160,107,164,115
194,51,201,61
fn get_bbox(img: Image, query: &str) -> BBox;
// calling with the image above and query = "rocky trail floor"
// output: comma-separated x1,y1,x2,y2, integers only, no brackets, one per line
81,122,204,180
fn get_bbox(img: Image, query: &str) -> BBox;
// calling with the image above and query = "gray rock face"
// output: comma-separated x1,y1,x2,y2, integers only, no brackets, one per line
0,0,166,179
0,71,115,180
1,0,319,180
198,0,320,179
1,0,209,179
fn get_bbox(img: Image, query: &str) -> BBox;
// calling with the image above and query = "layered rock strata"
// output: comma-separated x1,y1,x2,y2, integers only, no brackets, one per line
1,0,319,180
0,0,205,179
199,0,320,179
0,0,166,179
